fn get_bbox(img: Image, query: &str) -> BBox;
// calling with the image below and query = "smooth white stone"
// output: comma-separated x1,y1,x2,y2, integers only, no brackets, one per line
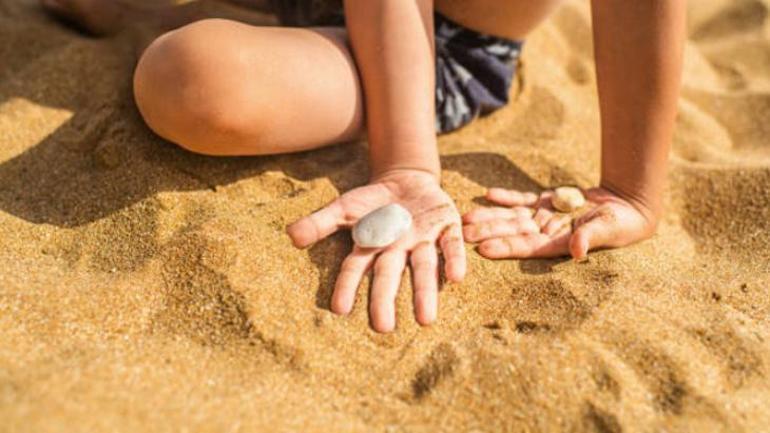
552,186,586,213
352,204,413,248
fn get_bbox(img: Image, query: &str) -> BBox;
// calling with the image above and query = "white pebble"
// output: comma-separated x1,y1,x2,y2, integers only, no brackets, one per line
552,187,586,213
352,204,413,248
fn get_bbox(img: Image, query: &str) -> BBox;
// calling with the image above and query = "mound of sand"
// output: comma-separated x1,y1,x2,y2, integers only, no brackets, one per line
1,0,768,431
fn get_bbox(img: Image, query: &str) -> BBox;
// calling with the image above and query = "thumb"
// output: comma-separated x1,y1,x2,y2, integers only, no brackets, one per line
569,208,617,260
287,200,347,248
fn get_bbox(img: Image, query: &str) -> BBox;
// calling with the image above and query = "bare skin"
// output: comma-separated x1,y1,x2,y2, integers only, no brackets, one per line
40,0,557,38
462,1,685,261
42,0,685,331
287,169,465,331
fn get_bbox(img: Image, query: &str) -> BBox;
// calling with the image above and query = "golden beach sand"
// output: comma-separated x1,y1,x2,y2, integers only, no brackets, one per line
1,0,769,431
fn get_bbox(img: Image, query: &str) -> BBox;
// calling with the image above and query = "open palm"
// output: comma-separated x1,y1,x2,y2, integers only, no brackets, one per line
463,187,657,260
288,169,466,332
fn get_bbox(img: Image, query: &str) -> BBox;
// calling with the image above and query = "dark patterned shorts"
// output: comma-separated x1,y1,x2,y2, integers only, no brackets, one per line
270,1,523,134
433,15,522,133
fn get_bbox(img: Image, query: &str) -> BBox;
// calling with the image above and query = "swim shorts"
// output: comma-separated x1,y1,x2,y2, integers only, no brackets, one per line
270,1,523,134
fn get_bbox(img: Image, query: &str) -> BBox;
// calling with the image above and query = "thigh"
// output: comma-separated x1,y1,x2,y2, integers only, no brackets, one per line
436,0,563,40
135,20,365,155
238,25,366,153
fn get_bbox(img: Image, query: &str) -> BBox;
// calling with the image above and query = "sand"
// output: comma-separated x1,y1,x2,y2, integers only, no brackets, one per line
1,0,769,432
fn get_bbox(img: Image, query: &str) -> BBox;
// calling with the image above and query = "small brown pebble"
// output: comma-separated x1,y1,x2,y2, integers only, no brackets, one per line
552,187,586,213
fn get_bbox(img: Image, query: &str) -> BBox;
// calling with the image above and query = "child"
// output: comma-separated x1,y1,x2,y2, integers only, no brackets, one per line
42,0,686,332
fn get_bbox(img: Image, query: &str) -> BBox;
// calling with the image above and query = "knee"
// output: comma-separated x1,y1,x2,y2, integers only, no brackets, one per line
133,19,263,156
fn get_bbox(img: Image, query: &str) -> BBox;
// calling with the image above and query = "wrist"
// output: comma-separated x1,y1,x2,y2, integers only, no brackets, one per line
371,166,441,184
599,178,662,226
369,140,441,183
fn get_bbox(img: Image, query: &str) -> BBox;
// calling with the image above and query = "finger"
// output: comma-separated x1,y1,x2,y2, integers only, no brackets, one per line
463,206,534,224
287,200,346,248
542,214,572,236
533,208,555,228
569,207,618,260
463,217,540,242
478,232,570,259
370,250,408,333
410,242,439,326
535,191,555,209
486,188,539,207
439,223,466,282
512,206,537,219
331,248,376,315
462,207,518,224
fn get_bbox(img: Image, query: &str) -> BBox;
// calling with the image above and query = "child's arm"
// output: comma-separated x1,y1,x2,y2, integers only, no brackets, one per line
593,0,685,225
462,0,686,260
288,0,466,332
344,0,440,179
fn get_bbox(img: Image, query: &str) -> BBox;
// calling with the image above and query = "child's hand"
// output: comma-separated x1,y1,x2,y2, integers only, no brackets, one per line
287,169,466,332
463,187,657,261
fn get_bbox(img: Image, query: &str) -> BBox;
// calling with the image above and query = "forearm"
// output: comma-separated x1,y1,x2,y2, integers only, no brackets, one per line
344,0,440,179
591,0,686,221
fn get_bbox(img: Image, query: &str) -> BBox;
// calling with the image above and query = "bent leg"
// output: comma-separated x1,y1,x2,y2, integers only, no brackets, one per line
133,19,364,156
436,0,564,41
